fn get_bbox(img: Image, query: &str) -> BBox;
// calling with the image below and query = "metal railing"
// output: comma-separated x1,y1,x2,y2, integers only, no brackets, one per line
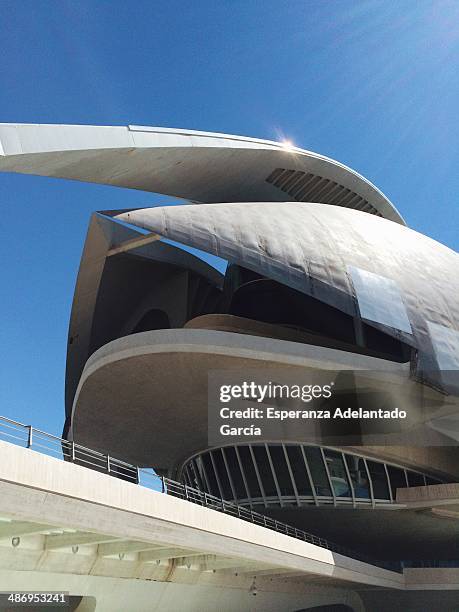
0,415,402,573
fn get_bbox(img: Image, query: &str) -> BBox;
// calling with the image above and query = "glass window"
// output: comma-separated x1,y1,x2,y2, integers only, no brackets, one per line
344,454,370,499
188,460,202,490
367,460,390,499
348,265,412,333
195,456,209,492
223,447,247,500
201,452,220,497
407,471,425,487
182,466,191,487
211,449,233,499
268,445,294,496
285,446,313,497
304,447,331,497
198,447,438,506
387,465,407,498
238,446,262,499
425,476,442,486
252,445,277,497
323,449,352,497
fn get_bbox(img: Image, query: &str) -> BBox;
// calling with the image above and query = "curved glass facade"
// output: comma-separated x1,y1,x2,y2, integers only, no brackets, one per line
180,443,444,508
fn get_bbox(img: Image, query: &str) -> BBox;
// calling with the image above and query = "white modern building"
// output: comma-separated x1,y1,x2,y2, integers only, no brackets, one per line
0,123,458,611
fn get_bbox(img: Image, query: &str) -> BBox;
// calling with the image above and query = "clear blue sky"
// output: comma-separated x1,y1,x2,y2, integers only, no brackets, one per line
0,1,458,435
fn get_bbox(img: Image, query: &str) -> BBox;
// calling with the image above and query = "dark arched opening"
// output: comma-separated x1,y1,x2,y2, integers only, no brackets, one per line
131,309,170,334
224,265,410,363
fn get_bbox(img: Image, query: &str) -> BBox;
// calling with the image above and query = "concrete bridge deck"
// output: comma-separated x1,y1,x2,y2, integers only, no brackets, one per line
0,440,457,611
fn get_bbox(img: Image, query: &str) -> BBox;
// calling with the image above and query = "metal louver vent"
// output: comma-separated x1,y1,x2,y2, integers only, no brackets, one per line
266,168,382,217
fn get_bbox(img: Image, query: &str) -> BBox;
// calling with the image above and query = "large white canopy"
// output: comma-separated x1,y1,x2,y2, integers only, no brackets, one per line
0,123,404,223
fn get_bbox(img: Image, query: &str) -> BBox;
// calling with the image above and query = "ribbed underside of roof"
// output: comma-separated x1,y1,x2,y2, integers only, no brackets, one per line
267,168,382,217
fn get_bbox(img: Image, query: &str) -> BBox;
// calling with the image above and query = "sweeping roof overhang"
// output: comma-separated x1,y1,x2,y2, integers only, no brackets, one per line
114,202,459,392
0,123,404,223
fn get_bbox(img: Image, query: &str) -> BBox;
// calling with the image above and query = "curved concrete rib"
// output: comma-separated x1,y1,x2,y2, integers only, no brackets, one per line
0,123,404,223
70,328,442,470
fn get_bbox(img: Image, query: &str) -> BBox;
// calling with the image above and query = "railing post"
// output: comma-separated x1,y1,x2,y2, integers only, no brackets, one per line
161,477,165,494
27,426,33,448
107,454,111,474
136,466,140,485
71,441,75,462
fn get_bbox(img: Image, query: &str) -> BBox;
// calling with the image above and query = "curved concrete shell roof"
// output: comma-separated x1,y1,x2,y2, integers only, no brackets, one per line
115,202,459,391
0,123,404,223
